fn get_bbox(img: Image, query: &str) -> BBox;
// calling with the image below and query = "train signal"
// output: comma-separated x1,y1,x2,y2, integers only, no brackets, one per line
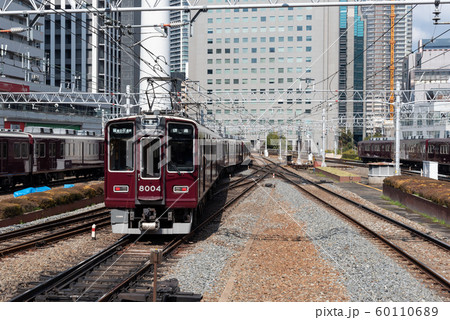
91,224,96,240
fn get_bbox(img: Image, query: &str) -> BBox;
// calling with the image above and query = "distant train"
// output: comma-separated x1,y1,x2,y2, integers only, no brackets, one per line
104,114,251,235
358,138,450,173
0,128,104,189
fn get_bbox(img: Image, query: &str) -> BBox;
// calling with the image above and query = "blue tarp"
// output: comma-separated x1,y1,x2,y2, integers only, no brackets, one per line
64,184,75,189
14,186,51,198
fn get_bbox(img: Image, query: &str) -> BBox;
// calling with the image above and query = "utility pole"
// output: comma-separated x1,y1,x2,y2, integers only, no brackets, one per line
321,107,326,167
278,132,282,160
264,131,268,157
395,81,401,175
125,85,131,116
297,127,302,165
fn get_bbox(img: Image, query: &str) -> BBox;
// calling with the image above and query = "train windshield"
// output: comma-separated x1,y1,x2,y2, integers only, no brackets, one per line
168,123,194,172
109,122,134,171
141,138,160,178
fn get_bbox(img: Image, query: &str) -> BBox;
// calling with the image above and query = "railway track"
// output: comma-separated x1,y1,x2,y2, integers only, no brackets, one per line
10,163,272,302
0,207,110,257
324,157,450,181
268,159,450,296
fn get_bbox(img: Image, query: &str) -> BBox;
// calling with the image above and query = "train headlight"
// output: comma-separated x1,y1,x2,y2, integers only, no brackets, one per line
113,185,129,193
173,186,189,193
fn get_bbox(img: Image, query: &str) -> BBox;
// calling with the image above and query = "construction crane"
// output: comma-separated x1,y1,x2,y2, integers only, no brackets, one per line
389,4,396,120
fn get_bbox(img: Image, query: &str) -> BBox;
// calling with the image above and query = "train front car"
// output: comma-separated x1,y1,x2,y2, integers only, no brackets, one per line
105,115,199,235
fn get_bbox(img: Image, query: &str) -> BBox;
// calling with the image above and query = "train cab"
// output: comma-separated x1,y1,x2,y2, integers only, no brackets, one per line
105,116,201,235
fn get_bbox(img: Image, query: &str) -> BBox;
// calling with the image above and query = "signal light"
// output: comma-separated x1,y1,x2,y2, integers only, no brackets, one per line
173,186,189,193
113,185,129,193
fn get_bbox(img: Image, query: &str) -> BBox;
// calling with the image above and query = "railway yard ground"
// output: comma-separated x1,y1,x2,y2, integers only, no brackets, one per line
0,155,449,306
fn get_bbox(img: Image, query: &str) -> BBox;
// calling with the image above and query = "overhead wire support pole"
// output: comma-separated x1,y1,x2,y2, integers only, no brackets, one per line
395,81,401,175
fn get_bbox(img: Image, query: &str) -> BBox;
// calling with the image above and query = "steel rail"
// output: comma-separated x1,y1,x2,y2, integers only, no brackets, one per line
0,216,110,257
279,164,450,251
10,236,132,302
274,166,450,291
97,165,272,301
0,208,108,241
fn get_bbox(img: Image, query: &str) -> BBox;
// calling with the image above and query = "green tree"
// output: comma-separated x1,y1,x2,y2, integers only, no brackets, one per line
267,132,286,150
339,129,354,152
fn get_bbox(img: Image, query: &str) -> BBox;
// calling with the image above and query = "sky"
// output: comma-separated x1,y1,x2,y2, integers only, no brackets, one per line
412,3,450,49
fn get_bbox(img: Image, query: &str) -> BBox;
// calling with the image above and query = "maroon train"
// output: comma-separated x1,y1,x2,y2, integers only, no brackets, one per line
358,138,450,173
105,114,251,235
0,128,104,189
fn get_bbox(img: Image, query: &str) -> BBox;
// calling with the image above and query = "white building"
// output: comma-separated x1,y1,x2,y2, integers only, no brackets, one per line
402,39,450,139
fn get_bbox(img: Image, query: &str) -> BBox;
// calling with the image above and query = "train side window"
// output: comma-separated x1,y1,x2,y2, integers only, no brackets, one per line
21,143,28,159
60,143,65,157
168,123,194,172
440,145,449,155
39,143,46,158
13,142,20,159
109,122,134,171
141,138,160,178
49,143,56,157
428,145,435,153
0,142,6,159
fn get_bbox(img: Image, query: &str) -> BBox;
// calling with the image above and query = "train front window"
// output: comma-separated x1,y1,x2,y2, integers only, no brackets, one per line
168,123,194,172
141,138,160,178
109,122,134,171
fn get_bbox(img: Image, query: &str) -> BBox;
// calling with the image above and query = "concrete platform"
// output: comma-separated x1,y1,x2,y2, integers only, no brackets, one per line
334,180,450,240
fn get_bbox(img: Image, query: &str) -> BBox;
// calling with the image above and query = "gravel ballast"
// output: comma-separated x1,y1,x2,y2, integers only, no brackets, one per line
162,179,443,302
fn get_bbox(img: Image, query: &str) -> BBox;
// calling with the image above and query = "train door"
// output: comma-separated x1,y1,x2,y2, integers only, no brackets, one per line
34,139,49,171
49,141,57,169
137,137,163,201
0,140,6,173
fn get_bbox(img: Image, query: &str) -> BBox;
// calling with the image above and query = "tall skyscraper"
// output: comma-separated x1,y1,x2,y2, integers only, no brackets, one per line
170,0,190,73
361,2,413,136
44,0,121,94
338,5,365,143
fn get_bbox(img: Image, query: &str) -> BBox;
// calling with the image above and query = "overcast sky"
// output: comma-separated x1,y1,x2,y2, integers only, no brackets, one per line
412,4,450,49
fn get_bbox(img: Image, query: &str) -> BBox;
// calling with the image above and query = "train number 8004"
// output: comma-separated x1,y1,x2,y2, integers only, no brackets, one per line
139,185,161,192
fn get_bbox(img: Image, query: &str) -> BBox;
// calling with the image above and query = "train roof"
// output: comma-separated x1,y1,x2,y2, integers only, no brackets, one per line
360,137,450,144
106,114,240,140
0,128,103,140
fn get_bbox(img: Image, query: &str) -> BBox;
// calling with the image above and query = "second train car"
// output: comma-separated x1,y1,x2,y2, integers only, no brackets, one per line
104,114,250,235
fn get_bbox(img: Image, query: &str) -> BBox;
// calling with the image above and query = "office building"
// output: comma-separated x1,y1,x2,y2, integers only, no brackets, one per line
188,0,341,154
